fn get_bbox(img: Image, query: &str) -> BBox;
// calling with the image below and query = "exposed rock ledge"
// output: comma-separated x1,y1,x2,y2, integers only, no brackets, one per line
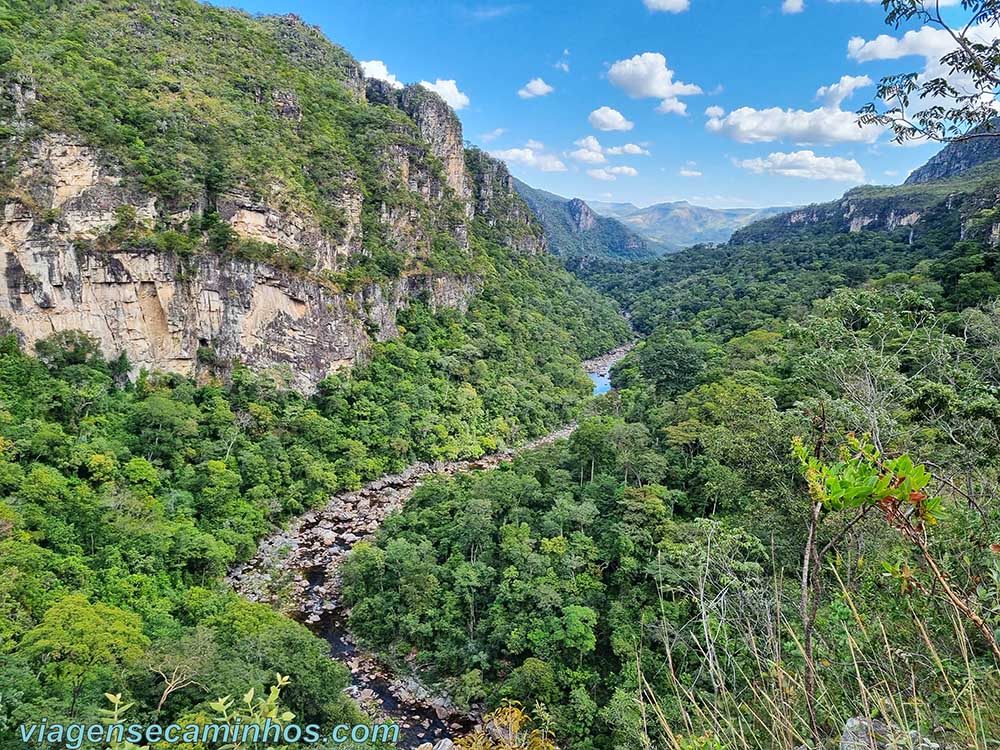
0,239,479,392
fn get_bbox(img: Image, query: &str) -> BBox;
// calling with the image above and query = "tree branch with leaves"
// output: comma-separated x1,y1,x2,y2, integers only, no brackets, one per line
858,0,1000,142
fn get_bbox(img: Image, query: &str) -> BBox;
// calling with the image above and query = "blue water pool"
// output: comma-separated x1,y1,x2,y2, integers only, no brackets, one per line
589,372,612,395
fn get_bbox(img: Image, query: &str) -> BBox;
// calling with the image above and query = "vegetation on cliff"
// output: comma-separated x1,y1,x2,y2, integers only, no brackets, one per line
0,242,623,741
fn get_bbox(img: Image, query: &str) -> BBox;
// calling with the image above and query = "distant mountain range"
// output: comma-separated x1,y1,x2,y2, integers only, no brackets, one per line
587,200,796,251
513,179,797,260
513,179,659,261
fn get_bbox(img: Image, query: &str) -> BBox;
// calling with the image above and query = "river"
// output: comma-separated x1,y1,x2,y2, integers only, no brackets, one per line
227,342,633,748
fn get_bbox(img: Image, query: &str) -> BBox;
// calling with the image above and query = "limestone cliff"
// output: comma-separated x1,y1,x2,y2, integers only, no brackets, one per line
0,129,481,392
731,165,1000,247
0,1,541,391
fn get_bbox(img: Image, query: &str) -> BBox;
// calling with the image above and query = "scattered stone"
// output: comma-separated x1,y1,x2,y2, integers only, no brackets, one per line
840,717,940,750
224,343,638,747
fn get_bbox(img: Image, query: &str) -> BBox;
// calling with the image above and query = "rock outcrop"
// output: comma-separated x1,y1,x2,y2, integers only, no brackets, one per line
0,240,478,393
731,182,1000,247
732,135,1000,247
567,198,598,232
0,127,486,391
905,122,1000,185
0,3,547,392
365,80,471,208
512,178,655,260
466,149,547,255
840,717,940,750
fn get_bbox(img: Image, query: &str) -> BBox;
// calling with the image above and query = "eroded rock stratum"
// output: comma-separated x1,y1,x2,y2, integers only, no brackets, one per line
0,69,540,390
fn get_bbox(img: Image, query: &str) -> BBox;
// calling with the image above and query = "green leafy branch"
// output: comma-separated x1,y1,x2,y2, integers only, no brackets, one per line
794,433,1000,661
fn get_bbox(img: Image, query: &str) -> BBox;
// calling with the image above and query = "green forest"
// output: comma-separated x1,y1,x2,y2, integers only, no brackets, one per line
0,240,625,738
3,0,1000,748
343,216,1000,747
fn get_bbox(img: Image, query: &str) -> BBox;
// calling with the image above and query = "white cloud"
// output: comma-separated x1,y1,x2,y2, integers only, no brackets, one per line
361,60,403,89
608,52,702,115
643,0,690,11
656,98,689,115
782,0,804,12
815,74,873,107
708,105,882,144
418,79,470,110
518,78,555,99
589,106,635,131
735,150,865,182
555,61,570,72
525,139,545,150
705,105,725,118
570,136,607,164
491,143,567,172
570,137,651,163
588,166,639,181
606,143,651,155
679,167,703,177
847,23,1000,127
706,74,881,144
847,26,957,64
481,127,506,143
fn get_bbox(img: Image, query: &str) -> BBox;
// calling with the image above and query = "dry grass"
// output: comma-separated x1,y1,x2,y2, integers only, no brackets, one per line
634,571,1000,750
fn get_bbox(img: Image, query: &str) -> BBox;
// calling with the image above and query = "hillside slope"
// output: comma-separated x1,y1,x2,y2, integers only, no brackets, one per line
513,179,658,260
0,0,630,393
905,122,1000,184
732,159,1000,247
580,139,1000,339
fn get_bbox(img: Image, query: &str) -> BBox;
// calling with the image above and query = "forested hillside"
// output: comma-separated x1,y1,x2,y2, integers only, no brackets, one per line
513,180,658,261
5,0,1000,749
343,146,1000,748
0,0,629,742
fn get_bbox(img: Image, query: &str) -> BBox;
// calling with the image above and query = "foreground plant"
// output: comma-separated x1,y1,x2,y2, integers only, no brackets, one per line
457,702,557,750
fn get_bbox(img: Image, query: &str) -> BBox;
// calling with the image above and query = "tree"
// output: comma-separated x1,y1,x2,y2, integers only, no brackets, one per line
859,1,1000,142
145,626,217,711
457,702,558,750
20,594,149,716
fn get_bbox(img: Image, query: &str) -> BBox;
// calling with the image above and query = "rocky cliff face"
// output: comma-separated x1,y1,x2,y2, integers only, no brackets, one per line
905,125,1000,185
511,179,654,261
730,136,1000,247
731,181,1000,247
466,149,547,255
0,0,551,391
0,63,539,392
366,81,470,207
567,198,597,232
0,129,479,392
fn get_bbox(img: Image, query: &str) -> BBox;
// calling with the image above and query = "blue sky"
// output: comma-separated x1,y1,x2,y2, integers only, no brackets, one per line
225,0,977,208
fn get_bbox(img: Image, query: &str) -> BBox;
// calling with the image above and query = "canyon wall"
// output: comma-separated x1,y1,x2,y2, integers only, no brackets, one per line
0,65,538,390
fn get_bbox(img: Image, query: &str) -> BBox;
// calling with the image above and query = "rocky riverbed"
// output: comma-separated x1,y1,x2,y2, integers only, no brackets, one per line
226,345,633,748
